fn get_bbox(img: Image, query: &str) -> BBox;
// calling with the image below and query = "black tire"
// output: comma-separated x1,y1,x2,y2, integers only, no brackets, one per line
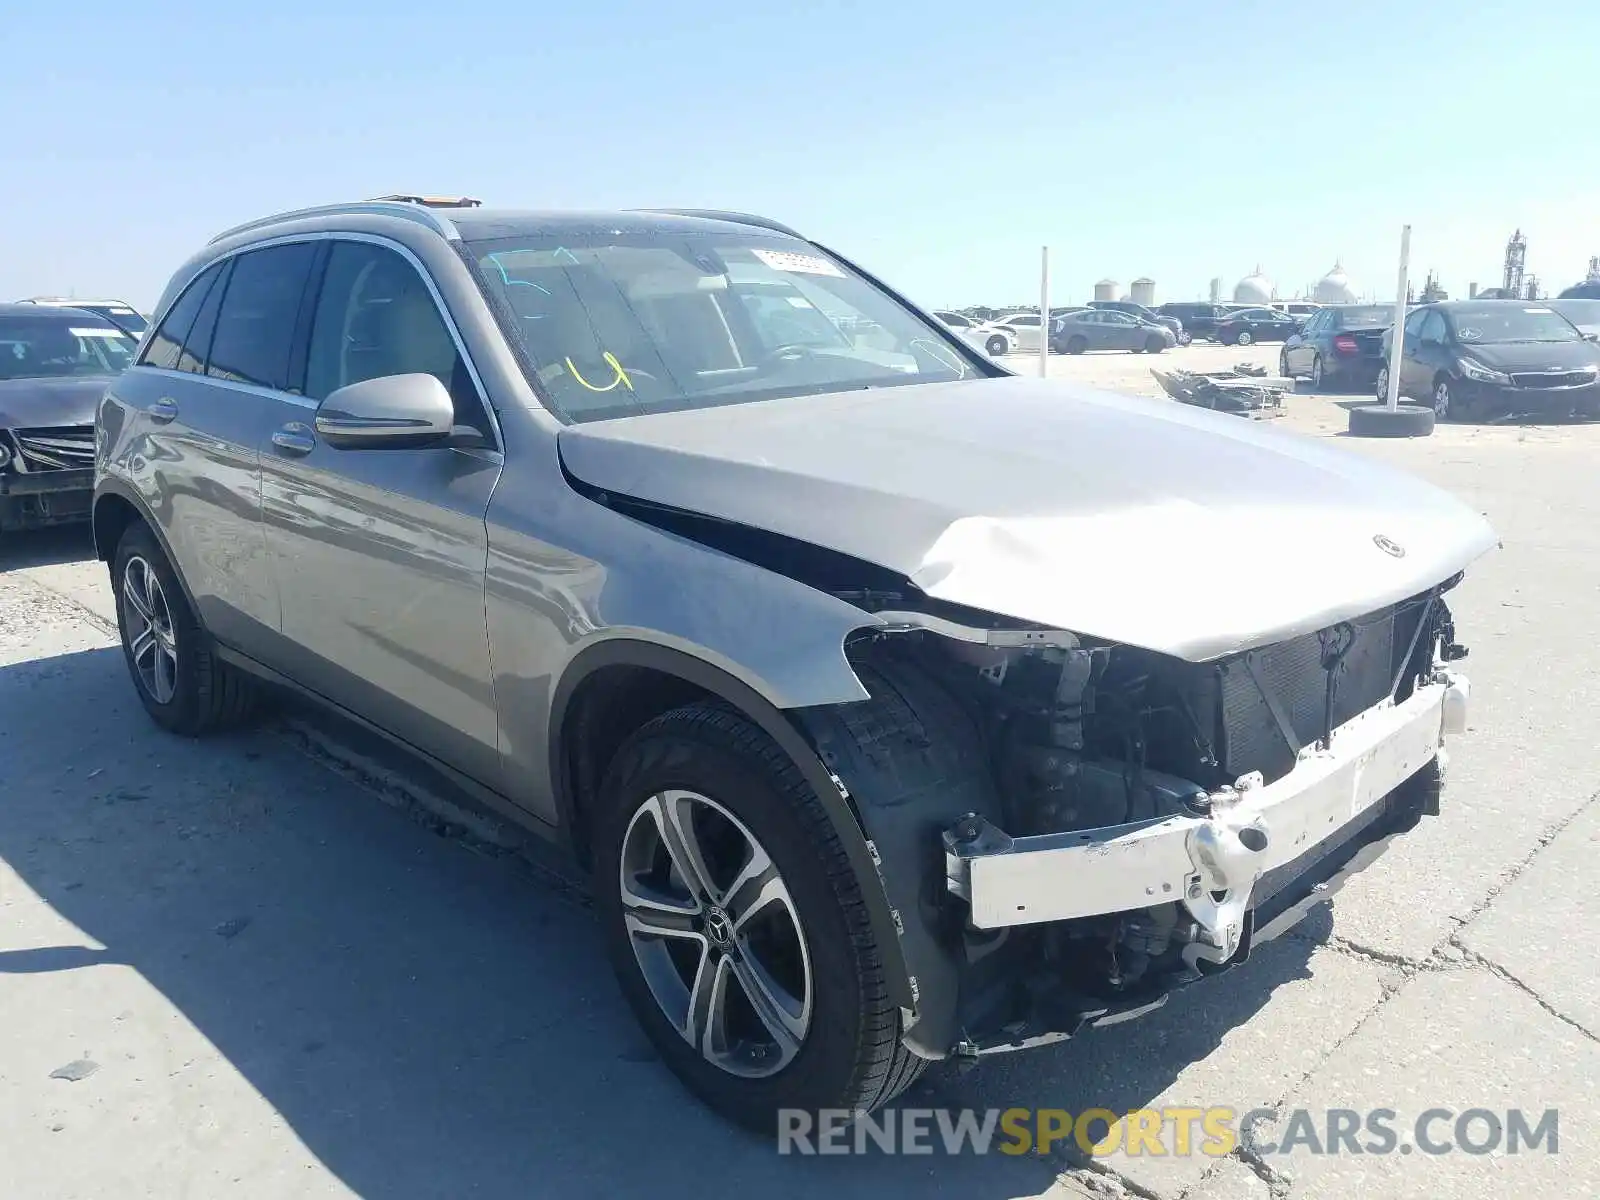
1176,330,1192,346
1347,403,1436,437
1309,354,1325,391
985,334,1007,356
1235,329,1255,346
1146,334,1167,354
593,702,923,1134
1278,350,1292,379
1129,344,1144,354
1431,374,1475,422
111,523,256,735
1066,335,1087,355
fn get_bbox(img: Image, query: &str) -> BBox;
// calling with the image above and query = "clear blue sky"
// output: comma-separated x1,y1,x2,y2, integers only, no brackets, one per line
5,1,1597,311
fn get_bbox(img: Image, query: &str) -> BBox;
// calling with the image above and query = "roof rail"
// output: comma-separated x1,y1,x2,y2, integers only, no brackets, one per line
634,208,804,239
207,200,464,246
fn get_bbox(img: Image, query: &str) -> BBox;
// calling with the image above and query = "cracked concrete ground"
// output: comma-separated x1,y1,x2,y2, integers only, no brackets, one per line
2,341,1595,1198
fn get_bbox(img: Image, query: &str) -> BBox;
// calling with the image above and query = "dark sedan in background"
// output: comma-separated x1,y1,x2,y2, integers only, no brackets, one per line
0,304,137,533
1087,300,1191,344
1215,307,1302,346
1157,301,1230,341
1376,301,1600,421
1049,308,1177,354
1547,298,1600,340
1280,304,1394,391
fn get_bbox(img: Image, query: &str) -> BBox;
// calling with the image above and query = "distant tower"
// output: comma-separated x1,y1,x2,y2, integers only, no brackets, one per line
1502,229,1527,298
1208,277,1222,304
1419,270,1448,303
1588,256,1600,282
1524,276,1540,301
1093,278,1118,302
1129,277,1156,306
1469,282,1479,298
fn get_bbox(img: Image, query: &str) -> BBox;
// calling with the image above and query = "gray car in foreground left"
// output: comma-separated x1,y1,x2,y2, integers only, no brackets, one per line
95,198,1495,1134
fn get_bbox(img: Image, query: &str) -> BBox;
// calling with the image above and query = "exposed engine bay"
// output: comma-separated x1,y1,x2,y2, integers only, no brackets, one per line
801,579,1470,1060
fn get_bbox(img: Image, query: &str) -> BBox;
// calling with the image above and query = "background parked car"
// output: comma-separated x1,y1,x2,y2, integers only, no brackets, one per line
0,303,138,533
1557,280,1600,300
1087,300,1190,346
1280,304,1393,391
992,311,1046,352
933,310,1014,356
15,297,149,337
1156,301,1230,342
1546,298,1600,340
1376,300,1600,421
1049,309,1176,354
1215,307,1302,346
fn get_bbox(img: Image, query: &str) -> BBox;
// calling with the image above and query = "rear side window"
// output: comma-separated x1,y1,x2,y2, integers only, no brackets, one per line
304,240,493,439
139,262,223,370
206,243,316,391
177,259,232,374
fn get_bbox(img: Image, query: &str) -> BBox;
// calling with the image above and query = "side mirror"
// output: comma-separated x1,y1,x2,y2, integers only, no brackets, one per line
1584,331,1599,343
314,373,455,450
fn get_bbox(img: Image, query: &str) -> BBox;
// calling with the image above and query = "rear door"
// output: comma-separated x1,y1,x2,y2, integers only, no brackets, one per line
257,237,504,786
109,245,314,653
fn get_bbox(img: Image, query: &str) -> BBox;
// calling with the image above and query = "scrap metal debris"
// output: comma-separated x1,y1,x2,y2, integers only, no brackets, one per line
1150,366,1290,418
49,1059,100,1082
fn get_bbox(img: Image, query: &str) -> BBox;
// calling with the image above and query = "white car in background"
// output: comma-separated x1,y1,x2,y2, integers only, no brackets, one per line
992,311,1050,353
933,310,1015,356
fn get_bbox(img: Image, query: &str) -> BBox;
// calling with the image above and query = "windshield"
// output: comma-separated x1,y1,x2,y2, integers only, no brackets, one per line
1332,306,1393,329
0,315,138,380
468,231,983,422
1550,300,1600,328
80,304,148,334
1450,305,1580,344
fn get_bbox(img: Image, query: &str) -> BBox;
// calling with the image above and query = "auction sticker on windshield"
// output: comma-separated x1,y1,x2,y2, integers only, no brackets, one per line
752,248,844,277
70,327,126,337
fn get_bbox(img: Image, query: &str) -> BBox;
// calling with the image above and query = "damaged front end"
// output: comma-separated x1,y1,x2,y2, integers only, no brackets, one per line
799,584,1471,1061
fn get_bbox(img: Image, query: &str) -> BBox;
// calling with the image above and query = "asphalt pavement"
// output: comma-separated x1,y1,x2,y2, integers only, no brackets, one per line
2,345,1596,1198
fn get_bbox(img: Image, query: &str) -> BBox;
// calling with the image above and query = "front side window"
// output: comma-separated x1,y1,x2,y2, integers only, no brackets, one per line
1419,311,1447,344
470,231,980,422
206,243,317,391
304,241,492,438
0,314,138,381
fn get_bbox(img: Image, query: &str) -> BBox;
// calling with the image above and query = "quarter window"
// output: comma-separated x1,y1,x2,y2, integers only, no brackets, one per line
305,241,492,439
177,259,232,375
139,262,224,371
206,243,317,391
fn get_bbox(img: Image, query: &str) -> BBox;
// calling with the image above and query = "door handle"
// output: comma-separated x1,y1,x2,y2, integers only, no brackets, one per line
146,398,179,424
271,423,316,457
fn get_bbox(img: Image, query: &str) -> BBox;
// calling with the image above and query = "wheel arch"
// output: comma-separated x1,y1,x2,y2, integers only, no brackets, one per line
92,483,204,617
548,637,918,1014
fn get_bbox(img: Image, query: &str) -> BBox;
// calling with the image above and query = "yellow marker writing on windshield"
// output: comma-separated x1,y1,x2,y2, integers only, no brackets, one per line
565,351,634,393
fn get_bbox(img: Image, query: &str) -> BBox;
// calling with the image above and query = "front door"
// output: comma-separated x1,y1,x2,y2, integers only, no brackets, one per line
258,238,505,787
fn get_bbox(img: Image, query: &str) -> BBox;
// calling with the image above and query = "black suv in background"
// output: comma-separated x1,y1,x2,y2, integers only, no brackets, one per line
1280,305,1393,391
1087,300,1190,345
1156,301,1228,342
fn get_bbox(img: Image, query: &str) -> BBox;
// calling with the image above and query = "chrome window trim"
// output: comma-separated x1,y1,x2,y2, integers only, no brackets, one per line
139,231,503,450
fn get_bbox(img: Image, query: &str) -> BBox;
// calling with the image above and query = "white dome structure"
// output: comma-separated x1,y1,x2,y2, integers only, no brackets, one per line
1313,262,1357,304
1233,267,1273,304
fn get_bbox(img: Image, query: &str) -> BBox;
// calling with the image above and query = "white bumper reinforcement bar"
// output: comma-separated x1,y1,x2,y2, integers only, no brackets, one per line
944,671,1470,958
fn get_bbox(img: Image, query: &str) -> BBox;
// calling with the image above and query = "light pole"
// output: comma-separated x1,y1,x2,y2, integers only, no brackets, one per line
1347,223,1435,437
1383,224,1411,412
1039,246,1050,378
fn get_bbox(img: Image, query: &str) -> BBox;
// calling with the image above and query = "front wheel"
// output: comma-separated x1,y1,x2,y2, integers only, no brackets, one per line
1176,330,1193,346
1309,354,1324,390
985,334,1007,356
1066,335,1088,355
594,703,923,1133
112,524,257,735
1146,334,1167,354
1235,329,1255,346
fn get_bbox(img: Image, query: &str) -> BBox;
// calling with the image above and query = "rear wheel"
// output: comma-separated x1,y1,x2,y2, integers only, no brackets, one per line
594,702,923,1133
112,524,257,735
1309,354,1324,390
1235,329,1255,346
985,334,1007,356
1066,335,1087,355
1146,334,1167,354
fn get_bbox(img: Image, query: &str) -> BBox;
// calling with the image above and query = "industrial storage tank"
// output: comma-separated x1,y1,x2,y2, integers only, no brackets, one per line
1313,262,1357,304
1233,267,1274,304
1129,277,1156,306
1093,279,1118,302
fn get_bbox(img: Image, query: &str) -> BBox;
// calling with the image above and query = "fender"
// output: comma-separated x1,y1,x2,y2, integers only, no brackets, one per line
548,638,920,1018
90,480,205,618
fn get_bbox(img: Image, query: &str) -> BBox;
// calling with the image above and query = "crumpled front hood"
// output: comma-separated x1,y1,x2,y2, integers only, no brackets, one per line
558,376,1499,661
0,377,111,429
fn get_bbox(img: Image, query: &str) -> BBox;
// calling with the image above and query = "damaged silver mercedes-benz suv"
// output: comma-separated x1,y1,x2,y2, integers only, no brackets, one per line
95,199,1496,1133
